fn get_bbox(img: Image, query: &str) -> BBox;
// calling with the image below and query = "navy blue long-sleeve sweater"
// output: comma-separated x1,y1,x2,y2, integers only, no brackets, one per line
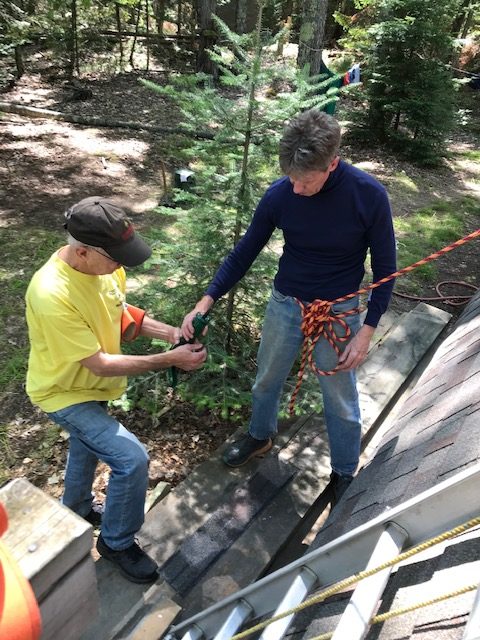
206,160,397,327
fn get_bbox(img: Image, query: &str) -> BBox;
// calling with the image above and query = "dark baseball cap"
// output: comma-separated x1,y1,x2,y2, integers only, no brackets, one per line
64,196,152,267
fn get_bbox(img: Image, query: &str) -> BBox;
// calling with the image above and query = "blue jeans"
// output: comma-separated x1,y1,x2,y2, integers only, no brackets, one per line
47,401,149,550
249,288,362,476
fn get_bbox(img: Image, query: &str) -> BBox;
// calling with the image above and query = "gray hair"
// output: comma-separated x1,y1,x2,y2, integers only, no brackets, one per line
67,233,103,252
279,109,341,175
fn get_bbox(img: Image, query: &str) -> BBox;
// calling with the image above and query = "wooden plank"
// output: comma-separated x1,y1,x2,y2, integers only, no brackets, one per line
107,582,180,640
0,478,93,600
122,595,181,640
39,554,98,640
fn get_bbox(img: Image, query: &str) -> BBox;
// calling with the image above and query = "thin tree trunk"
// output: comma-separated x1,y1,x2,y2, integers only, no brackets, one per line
67,0,79,78
14,46,25,79
195,0,217,78
297,0,328,76
129,0,143,68
225,1,265,351
115,3,125,69
235,0,248,34
0,101,218,139
152,0,165,34
393,110,401,131
145,0,150,71
177,0,182,36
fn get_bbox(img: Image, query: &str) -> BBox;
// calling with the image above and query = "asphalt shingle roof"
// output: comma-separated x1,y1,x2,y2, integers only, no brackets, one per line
307,291,480,639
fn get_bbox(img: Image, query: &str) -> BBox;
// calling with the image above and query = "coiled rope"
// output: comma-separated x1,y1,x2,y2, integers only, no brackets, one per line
229,514,480,640
288,228,480,415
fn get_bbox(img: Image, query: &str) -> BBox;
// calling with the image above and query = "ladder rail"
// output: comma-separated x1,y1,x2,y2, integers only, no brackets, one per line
167,463,480,640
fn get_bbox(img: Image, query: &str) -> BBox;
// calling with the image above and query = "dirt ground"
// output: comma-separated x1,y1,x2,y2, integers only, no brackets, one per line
0,59,479,507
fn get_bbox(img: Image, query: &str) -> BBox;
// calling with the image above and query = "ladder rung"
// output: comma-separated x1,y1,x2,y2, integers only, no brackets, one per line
213,600,253,640
332,522,408,640
178,624,203,640
259,566,318,640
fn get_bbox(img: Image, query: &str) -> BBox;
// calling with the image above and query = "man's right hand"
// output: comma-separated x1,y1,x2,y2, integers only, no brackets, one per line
181,296,214,341
171,343,207,371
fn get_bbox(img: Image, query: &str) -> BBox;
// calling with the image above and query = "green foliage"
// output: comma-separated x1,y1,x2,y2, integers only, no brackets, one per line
363,0,458,165
394,199,472,283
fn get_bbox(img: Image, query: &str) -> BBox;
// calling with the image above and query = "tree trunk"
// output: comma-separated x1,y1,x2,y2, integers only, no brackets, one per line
129,0,143,68
152,0,165,34
67,0,79,78
177,0,182,36
145,0,150,70
235,0,248,34
14,45,25,79
0,101,217,139
195,0,218,78
297,0,328,76
115,3,125,69
281,0,294,21
451,0,471,36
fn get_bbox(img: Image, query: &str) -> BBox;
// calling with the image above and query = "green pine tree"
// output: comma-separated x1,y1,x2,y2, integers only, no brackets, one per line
131,3,344,419
366,0,458,164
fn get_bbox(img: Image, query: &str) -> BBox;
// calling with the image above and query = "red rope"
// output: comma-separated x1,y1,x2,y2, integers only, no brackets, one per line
288,228,480,415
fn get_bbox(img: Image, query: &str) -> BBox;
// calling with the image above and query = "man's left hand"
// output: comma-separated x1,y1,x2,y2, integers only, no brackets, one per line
337,324,375,371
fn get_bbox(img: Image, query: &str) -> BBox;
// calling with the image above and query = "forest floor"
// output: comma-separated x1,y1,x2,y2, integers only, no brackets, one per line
0,49,479,508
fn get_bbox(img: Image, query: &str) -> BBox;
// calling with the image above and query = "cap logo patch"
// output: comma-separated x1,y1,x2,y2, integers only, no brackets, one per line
121,224,134,240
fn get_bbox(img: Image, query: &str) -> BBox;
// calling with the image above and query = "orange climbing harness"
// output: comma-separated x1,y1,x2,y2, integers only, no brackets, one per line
288,227,480,415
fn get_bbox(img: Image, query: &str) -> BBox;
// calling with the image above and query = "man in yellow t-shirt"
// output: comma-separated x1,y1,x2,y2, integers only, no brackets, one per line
25,196,207,584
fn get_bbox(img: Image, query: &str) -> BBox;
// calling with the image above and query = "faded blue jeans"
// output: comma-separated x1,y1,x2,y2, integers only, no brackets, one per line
47,401,149,550
249,288,362,476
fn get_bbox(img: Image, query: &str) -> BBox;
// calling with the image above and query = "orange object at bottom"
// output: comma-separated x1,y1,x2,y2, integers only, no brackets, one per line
0,503,42,640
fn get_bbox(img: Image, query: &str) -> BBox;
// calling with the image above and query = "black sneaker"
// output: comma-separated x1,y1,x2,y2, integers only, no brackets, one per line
330,471,354,507
83,503,104,527
96,535,159,584
222,433,273,468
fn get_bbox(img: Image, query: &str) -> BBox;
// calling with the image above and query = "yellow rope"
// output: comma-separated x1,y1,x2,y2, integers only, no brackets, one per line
309,583,477,640
229,515,480,640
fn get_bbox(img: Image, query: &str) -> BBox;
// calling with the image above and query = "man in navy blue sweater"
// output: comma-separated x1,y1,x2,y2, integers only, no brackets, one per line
182,109,396,503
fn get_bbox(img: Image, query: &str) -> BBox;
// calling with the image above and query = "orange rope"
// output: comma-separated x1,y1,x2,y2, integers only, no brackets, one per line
288,228,480,415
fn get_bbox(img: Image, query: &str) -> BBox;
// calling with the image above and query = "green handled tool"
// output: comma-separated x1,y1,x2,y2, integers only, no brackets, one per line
168,311,210,388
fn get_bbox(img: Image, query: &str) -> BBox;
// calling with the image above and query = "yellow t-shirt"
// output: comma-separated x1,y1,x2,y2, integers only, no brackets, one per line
25,250,128,412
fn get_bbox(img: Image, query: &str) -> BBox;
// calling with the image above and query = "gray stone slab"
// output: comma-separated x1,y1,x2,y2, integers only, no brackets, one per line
358,303,451,432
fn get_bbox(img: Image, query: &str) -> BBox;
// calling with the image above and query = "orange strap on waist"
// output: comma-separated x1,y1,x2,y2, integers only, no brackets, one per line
288,227,480,416
121,304,146,341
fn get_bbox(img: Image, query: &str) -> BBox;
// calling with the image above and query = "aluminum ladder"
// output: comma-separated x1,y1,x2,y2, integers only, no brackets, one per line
165,463,480,640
